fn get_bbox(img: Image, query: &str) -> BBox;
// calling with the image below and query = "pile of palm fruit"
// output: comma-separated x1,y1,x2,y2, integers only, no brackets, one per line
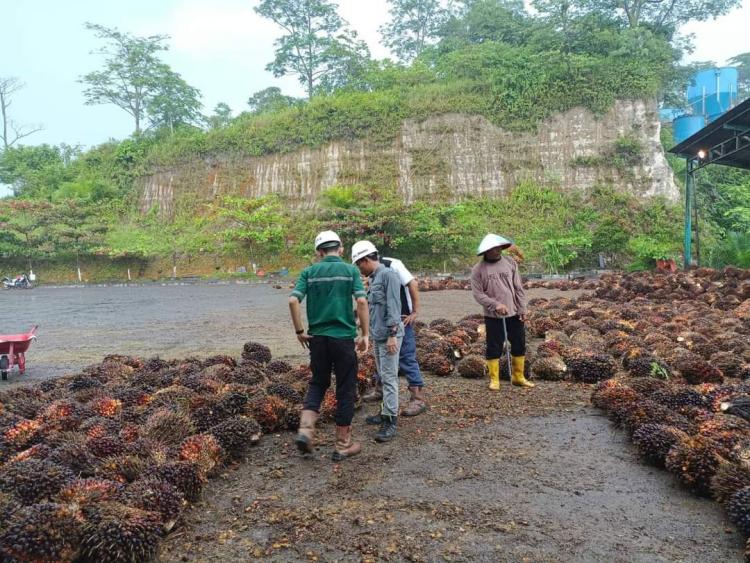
0,342,372,562
417,277,471,291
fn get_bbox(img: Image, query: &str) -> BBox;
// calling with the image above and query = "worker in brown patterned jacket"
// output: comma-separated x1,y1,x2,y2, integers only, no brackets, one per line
470,234,534,391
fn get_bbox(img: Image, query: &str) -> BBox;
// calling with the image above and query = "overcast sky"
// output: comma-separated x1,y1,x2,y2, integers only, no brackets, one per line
2,0,749,151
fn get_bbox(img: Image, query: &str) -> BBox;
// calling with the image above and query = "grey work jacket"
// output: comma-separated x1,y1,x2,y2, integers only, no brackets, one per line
367,263,405,342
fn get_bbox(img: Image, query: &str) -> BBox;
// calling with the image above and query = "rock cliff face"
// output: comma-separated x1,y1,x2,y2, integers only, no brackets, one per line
138,99,678,217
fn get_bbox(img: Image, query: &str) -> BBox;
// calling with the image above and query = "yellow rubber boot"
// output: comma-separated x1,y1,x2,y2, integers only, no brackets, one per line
487,359,500,391
511,355,535,388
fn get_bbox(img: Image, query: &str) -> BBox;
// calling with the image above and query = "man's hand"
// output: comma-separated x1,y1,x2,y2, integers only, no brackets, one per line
495,303,509,316
356,336,370,354
386,336,398,355
519,313,527,322
402,312,418,326
297,333,313,348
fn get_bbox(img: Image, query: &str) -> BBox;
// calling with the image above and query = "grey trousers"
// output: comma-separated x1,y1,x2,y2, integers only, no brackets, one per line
373,337,403,417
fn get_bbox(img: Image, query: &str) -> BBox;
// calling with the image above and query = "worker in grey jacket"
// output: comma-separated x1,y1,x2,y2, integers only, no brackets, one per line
352,240,404,442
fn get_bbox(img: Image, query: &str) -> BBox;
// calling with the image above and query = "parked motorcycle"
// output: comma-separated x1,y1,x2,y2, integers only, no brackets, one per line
2,274,33,289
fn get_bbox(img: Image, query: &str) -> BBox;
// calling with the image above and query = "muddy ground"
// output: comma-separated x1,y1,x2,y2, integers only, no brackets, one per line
2,284,745,561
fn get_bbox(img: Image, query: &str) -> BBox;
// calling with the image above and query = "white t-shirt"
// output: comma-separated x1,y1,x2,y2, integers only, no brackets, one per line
382,257,414,314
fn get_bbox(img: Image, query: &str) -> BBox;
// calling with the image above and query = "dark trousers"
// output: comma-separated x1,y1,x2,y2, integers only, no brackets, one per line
485,316,526,359
303,335,358,426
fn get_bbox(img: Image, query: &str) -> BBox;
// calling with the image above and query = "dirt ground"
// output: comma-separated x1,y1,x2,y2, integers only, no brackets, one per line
2,284,744,561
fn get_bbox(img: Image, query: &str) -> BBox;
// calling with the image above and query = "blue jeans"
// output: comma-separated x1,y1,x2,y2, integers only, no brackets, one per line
374,323,424,388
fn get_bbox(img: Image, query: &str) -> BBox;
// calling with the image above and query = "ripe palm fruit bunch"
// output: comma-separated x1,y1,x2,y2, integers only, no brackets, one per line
625,377,670,398
8,443,51,464
208,415,262,458
649,387,707,410
729,486,750,535
144,409,196,446
531,354,567,381
201,354,237,369
228,361,268,386
698,416,750,450
318,391,338,423
198,363,233,382
626,356,671,380
528,316,560,338
124,478,185,526
675,356,724,385
2,418,42,451
247,393,290,433
178,434,225,477
711,463,750,503
153,461,205,502
429,318,455,336
266,382,303,403
0,502,83,562
631,424,689,467
710,351,744,379
619,398,694,435
567,353,616,384
266,359,293,375
536,339,565,357
85,434,126,458
0,458,75,504
420,353,454,377
665,435,729,496
80,502,163,563
590,379,639,418
456,355,486,379
90,396,123,418
242,341,273,364
57,478,125,506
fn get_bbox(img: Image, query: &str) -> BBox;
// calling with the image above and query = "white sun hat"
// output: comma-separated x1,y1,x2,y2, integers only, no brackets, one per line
476,233,512,256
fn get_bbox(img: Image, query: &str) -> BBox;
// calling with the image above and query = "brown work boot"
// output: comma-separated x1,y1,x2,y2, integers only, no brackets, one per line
295,409,318,455
361,383,383,403
332,425,361,461
402,386,427,417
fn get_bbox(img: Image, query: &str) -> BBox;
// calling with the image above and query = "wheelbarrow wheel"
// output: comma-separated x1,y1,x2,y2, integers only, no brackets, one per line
0,355,8,380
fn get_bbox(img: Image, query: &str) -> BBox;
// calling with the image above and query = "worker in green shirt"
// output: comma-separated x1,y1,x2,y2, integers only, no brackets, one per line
289,230,370,461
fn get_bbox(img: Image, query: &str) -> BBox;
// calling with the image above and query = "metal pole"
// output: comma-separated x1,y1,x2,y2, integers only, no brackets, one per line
684,159,694,269
693,188,701,268
501,316,512,381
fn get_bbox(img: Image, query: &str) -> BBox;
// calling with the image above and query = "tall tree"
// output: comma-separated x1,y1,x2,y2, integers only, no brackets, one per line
255,0,358,99
145,65,203,133
379,0,450,63
0,77,43,150
207,102,233,129
577,0,741,30
728,52,750,98
247,87,298,114
80,23,202,135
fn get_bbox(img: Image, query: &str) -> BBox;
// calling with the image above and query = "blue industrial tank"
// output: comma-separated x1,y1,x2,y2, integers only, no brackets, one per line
659,107,682,122
673,115,706,144
687,68,739,122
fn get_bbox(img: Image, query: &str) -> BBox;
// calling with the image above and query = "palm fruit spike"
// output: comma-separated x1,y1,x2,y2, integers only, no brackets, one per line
0,502,83,562
456,355,486,379
178,434,225,477
80,502,163,563
665,435,729,497
0,458,75,504
152,462,205,502
631,424,689,467
729,486,750,535
711,463,750,504
241,341,272,364
123,478,185,526
208,415,262,459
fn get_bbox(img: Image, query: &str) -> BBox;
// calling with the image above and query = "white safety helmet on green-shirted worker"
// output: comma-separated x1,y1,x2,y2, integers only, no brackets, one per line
476,233,512,256
314,230,342,250
351,240,378,263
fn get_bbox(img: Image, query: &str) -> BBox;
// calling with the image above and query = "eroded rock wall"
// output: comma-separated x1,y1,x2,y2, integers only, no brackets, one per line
138,100,678,217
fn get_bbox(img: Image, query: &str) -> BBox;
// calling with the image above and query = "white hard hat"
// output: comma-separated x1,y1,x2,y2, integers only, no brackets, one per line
314,230,341,250
351,240,378,263
476,233,512,255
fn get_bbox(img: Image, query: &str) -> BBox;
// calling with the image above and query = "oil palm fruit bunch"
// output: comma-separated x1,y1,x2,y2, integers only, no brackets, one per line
0,458,74,504
144,409,196,446
241,341,273,364
178,434,225,477
153,461,205,502
567,353,616,384
729,486,750,535
456,355,487,379
0,502,83,562
57,478,124,505
531,354,567,381
632,424,689,467
267,359,293,375
665,436,729,496
626,356,671,380
80,502,163,563
208,416,262,458
711,463,750,503
124,478,185,526
420,353,455,377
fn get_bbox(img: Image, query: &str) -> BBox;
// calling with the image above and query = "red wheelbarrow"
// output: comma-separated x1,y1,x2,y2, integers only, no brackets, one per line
0,325,38,381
